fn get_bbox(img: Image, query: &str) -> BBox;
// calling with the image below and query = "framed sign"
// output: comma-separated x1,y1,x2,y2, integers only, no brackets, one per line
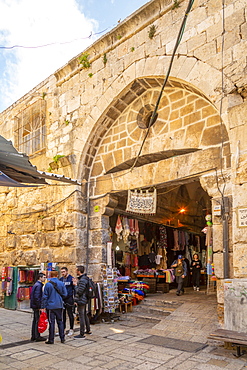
237,207,247,227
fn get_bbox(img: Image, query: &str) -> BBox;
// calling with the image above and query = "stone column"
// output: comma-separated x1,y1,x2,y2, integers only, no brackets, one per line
88,195,118,281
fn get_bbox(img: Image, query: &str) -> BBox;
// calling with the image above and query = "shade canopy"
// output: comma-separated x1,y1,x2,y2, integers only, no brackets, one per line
0,135,80,187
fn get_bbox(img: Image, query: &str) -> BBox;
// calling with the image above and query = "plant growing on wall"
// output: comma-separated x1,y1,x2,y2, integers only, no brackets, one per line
64,120,69,125
53,154,65,163
78,53,91,69
103,53,107,65
117,35,122,40
148,25,157,39
130,47,135,52
88,73,93,78
172,0,181,9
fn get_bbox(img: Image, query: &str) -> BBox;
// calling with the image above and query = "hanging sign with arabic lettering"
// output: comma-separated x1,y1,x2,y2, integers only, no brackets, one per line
126,189,157,215
237,207,247,227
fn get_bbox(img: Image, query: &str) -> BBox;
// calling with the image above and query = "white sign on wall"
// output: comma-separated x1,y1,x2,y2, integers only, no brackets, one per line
237,207,247,227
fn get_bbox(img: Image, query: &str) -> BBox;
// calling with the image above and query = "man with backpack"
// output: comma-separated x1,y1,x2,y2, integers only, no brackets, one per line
73,265,92,338
42,270,67,344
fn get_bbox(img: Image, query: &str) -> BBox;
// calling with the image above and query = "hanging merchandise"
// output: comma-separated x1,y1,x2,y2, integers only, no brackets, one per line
126,189,157,215
159,225,168,249
122,217,130,243
115,215,123,241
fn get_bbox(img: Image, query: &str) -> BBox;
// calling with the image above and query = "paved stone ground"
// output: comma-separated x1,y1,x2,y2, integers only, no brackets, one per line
0,287,247,369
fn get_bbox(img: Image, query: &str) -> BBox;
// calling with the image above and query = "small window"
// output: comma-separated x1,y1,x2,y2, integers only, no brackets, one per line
15,100,46,155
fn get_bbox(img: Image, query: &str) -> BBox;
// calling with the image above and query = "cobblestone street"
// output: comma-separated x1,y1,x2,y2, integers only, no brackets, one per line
1,289,247,369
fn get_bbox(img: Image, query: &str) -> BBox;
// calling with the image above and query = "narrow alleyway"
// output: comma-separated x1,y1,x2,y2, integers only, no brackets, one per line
1,288,247,369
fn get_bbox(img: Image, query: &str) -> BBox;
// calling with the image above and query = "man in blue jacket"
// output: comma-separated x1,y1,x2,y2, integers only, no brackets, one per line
30,272,46,342
60,266,75,337
42,270,67,344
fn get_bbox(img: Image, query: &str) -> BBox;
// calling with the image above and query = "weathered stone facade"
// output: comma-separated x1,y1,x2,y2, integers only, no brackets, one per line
0,0,247,311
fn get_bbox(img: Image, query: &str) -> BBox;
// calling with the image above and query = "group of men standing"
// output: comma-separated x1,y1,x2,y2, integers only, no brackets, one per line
30,265,91,344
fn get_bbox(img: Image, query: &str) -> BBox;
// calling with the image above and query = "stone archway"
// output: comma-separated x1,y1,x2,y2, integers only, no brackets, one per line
84,76,231,282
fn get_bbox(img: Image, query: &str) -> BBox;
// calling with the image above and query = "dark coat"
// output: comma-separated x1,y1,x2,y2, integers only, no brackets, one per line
74,274,89,305
30,280,43,309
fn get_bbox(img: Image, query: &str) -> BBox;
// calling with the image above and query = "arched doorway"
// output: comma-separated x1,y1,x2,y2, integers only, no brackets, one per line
83,76,230,288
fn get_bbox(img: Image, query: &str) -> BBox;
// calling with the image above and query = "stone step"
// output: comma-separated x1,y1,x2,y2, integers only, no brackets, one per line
133,305,175,315
139,298,182,309
124,312,164,323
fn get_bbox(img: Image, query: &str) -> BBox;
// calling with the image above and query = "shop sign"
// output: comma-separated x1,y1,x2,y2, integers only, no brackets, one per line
126,189,157,214
237,207,247,227
213,205,221,216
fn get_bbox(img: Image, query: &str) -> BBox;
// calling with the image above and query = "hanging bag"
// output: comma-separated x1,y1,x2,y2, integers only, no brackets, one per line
38,311,48,333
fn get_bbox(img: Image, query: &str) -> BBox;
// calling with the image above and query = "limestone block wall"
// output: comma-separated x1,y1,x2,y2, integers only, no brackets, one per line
0,0,247,287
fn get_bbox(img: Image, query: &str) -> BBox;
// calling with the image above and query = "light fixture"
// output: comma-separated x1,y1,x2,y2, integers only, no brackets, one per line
116,245,120,251
179,208,186,214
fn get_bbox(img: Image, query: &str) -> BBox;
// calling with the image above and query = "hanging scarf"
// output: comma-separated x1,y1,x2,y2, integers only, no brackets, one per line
122,217,130,243
115,215,123,241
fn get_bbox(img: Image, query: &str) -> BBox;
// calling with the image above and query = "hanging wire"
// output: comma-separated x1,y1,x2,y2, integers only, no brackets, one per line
0,28,110,50
130,0,195,170
216,0,227,200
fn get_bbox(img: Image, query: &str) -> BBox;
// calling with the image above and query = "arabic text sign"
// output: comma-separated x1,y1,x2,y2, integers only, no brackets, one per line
237,207,247,227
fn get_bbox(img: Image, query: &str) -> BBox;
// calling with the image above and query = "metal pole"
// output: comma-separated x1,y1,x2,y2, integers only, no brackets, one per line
85,178,90,274
222,197,229,279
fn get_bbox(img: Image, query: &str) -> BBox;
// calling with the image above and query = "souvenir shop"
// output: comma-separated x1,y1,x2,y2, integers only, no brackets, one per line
1,263,59,311
108,181,212,304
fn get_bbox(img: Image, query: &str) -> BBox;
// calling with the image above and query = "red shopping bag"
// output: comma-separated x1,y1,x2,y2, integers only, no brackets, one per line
38,311,48,333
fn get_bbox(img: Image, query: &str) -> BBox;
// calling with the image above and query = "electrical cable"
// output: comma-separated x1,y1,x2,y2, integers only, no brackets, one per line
0,189,83,219
130,0,195,171
0,28,110,50
216,0,227,202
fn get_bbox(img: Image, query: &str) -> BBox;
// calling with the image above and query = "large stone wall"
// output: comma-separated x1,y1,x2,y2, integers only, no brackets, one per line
0,0,247,290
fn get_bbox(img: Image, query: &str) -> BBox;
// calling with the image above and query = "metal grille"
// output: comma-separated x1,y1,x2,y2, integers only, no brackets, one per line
15,100,46,155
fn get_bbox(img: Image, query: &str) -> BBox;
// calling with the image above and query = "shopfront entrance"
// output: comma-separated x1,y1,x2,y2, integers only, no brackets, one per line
109,179,212,295
83,76,230,313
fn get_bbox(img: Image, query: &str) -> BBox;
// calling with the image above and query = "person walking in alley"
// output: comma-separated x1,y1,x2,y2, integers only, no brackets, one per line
171,254,187,296
42,270,67,344
59,266,75,337
30,272,46,342
191,253,202,291
73,265,91,338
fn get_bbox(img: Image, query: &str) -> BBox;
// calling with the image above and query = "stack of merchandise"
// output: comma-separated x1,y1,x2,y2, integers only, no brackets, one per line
102,266,119,313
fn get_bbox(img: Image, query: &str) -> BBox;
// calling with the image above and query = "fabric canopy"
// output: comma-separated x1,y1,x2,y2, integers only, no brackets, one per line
0,135,80,187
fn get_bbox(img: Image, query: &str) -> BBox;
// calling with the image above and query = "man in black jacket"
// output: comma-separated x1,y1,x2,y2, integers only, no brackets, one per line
30,272,46,342
73,265,91,339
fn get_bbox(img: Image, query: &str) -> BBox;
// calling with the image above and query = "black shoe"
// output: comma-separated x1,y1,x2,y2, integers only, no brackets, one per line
74,334,85,339
176,292,180,296
30,338,35,341
35,337,46,342
86,331,92,335
45,340,54,344
181,290,184,295
61,339,65,343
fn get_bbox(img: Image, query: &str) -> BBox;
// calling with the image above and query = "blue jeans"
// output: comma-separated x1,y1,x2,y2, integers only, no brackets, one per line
47,308,64,342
